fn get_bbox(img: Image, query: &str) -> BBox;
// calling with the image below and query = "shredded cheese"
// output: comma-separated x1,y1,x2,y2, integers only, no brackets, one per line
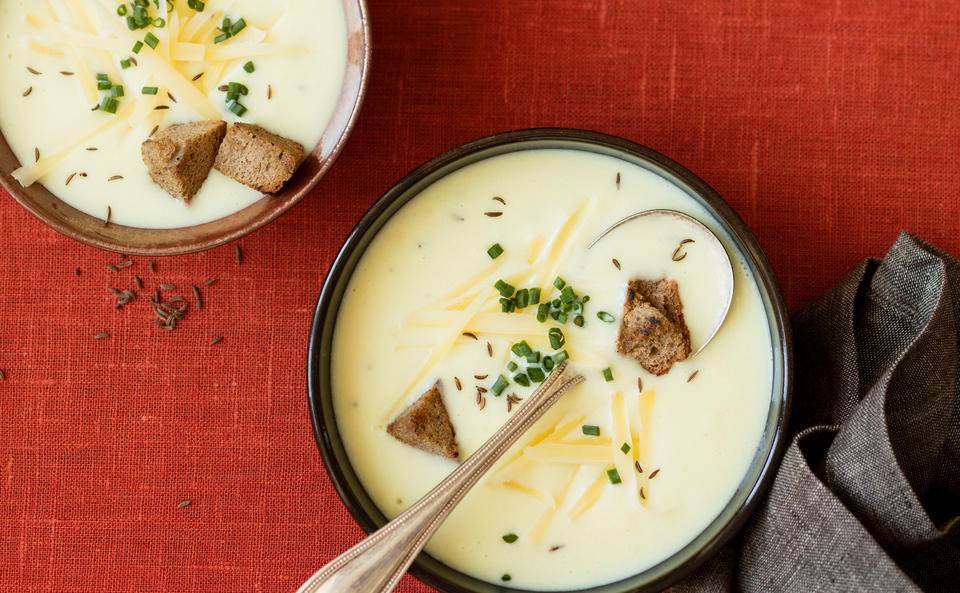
568,472,607,520
523,443,614,464
502,481,556,508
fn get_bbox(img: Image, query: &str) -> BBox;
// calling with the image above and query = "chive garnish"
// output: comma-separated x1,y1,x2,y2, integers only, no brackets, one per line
490,375,508,396
499,297,515,313
602,367,614,381
574,315,585,327
582,424,600,436
548,327,565,349
501,575,512,582
111,85,124,97
242,61,255,73
515,288,529,309
132,40,144,53
97,79,112,90
502,533,518,543
494,279,514,297
552,350,569,363
553,277,565,290
607,468,622,485
527,367,545,382
510,340,532,357
621,442,631,454
117,4,128,16
560,285,576,304
556,311,568,324
229,18,246,35
144,32,159,49
528,287,541,304
226,99,247,116
142,86,158,95
536,303,549,323
542,356,554,370
486,243,504,260
214,32,229,43
597,311,616,323
525,351,540,363
506,361,518,372
513,373,530,387
188,0,205,11
120,58,132,69
99,96,118,113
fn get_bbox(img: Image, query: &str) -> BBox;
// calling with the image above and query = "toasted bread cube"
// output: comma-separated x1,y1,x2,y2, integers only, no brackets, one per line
141,120,226,202
617,278,692,376
387,381,460,460
213,123,304,193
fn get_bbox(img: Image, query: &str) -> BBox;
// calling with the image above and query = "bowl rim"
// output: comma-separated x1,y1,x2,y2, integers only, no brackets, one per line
0,0,371,256
307,128,794,593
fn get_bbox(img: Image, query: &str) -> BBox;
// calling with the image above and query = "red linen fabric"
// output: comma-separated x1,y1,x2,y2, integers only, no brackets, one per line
2,0,960,591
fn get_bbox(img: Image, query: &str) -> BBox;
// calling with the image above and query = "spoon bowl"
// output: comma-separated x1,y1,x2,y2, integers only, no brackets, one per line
588,209,735,356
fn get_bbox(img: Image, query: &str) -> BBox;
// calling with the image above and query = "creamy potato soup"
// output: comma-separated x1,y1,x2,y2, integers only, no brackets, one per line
0,0,346,228
332,149,774,589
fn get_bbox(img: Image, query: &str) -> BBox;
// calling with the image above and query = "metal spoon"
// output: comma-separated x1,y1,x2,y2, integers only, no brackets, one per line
588,209,734,356
296,362,585,593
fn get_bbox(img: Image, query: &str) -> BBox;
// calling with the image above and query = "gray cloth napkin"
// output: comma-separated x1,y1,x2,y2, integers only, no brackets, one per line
669,232,960,593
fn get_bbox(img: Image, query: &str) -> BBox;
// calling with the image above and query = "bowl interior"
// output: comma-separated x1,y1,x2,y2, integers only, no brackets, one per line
308,129,792,593
0,0,370,256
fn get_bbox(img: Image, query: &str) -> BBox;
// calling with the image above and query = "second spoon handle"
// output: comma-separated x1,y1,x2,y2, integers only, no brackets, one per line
296,362,585,593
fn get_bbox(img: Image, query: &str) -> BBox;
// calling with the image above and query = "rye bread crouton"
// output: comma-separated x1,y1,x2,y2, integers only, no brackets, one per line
213,123,304,193
386,381,459,460
141,120,226,202
617,278,691,376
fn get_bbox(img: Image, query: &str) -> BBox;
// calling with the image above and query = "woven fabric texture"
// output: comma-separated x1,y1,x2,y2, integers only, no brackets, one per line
3,0,960,591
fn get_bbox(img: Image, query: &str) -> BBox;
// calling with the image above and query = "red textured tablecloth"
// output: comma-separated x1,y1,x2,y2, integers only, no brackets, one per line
3,1,960,591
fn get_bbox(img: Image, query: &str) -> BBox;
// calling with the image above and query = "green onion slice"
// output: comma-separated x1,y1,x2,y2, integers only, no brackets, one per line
502,533,518,543
548,327,565,349
487,243,503,259
607,468,622,485
597,311,616,323
602,367,614,382
581,424,600,436
490,375,508,396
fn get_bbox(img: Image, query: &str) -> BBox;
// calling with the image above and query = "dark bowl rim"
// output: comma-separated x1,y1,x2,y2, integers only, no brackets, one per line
307,128,794,593
0,0,371,257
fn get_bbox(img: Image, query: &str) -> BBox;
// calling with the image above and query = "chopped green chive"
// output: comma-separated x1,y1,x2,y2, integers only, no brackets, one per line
120,58,132,69
502,533,519,543
97,79,112,90
553,277,566,290
214,32,230,43
560,285,576,304
227,81,248,95
143,32,159,49
552,298,562,309
141,86,159,95
188,0,206,10
111,85,124,97
525,351,540,364
607,468,622,484
501,575,512,582
582,424,600,436
99,96,118,114
620,442,631,454
491,375,508,396
510,340,532,357
574,315,585,327
132,40,144,53
494,279,514,297
487,243,503,259
542,356,554,371
229,17,246,35
556,311,568,324
527,367,545,382
506,361,518,372
153,17,165,27
536,303,549,323
552,350,569,363
117,4,128,16
597,311,616,323
515,288,529,309
221,17,231,31
499,297,515,313
602,367,614,381
243,60,255,73
528,287,541,304
514,373,530,387
96,72,110,81
582,295,590,303
548,327,565,350
226,99,247,116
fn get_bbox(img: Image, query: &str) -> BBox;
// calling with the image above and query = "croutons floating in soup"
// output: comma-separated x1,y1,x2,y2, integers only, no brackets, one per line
0,0,346,228
331,148,774,589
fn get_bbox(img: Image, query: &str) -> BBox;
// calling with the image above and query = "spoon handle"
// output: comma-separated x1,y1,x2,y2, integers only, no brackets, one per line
297,362,585,593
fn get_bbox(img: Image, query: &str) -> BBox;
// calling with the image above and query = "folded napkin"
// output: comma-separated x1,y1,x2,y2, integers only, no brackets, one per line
670,232,960,593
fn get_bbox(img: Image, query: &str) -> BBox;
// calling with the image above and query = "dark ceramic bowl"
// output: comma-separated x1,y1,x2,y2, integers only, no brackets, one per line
307,129,793,593
0,0,370,256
